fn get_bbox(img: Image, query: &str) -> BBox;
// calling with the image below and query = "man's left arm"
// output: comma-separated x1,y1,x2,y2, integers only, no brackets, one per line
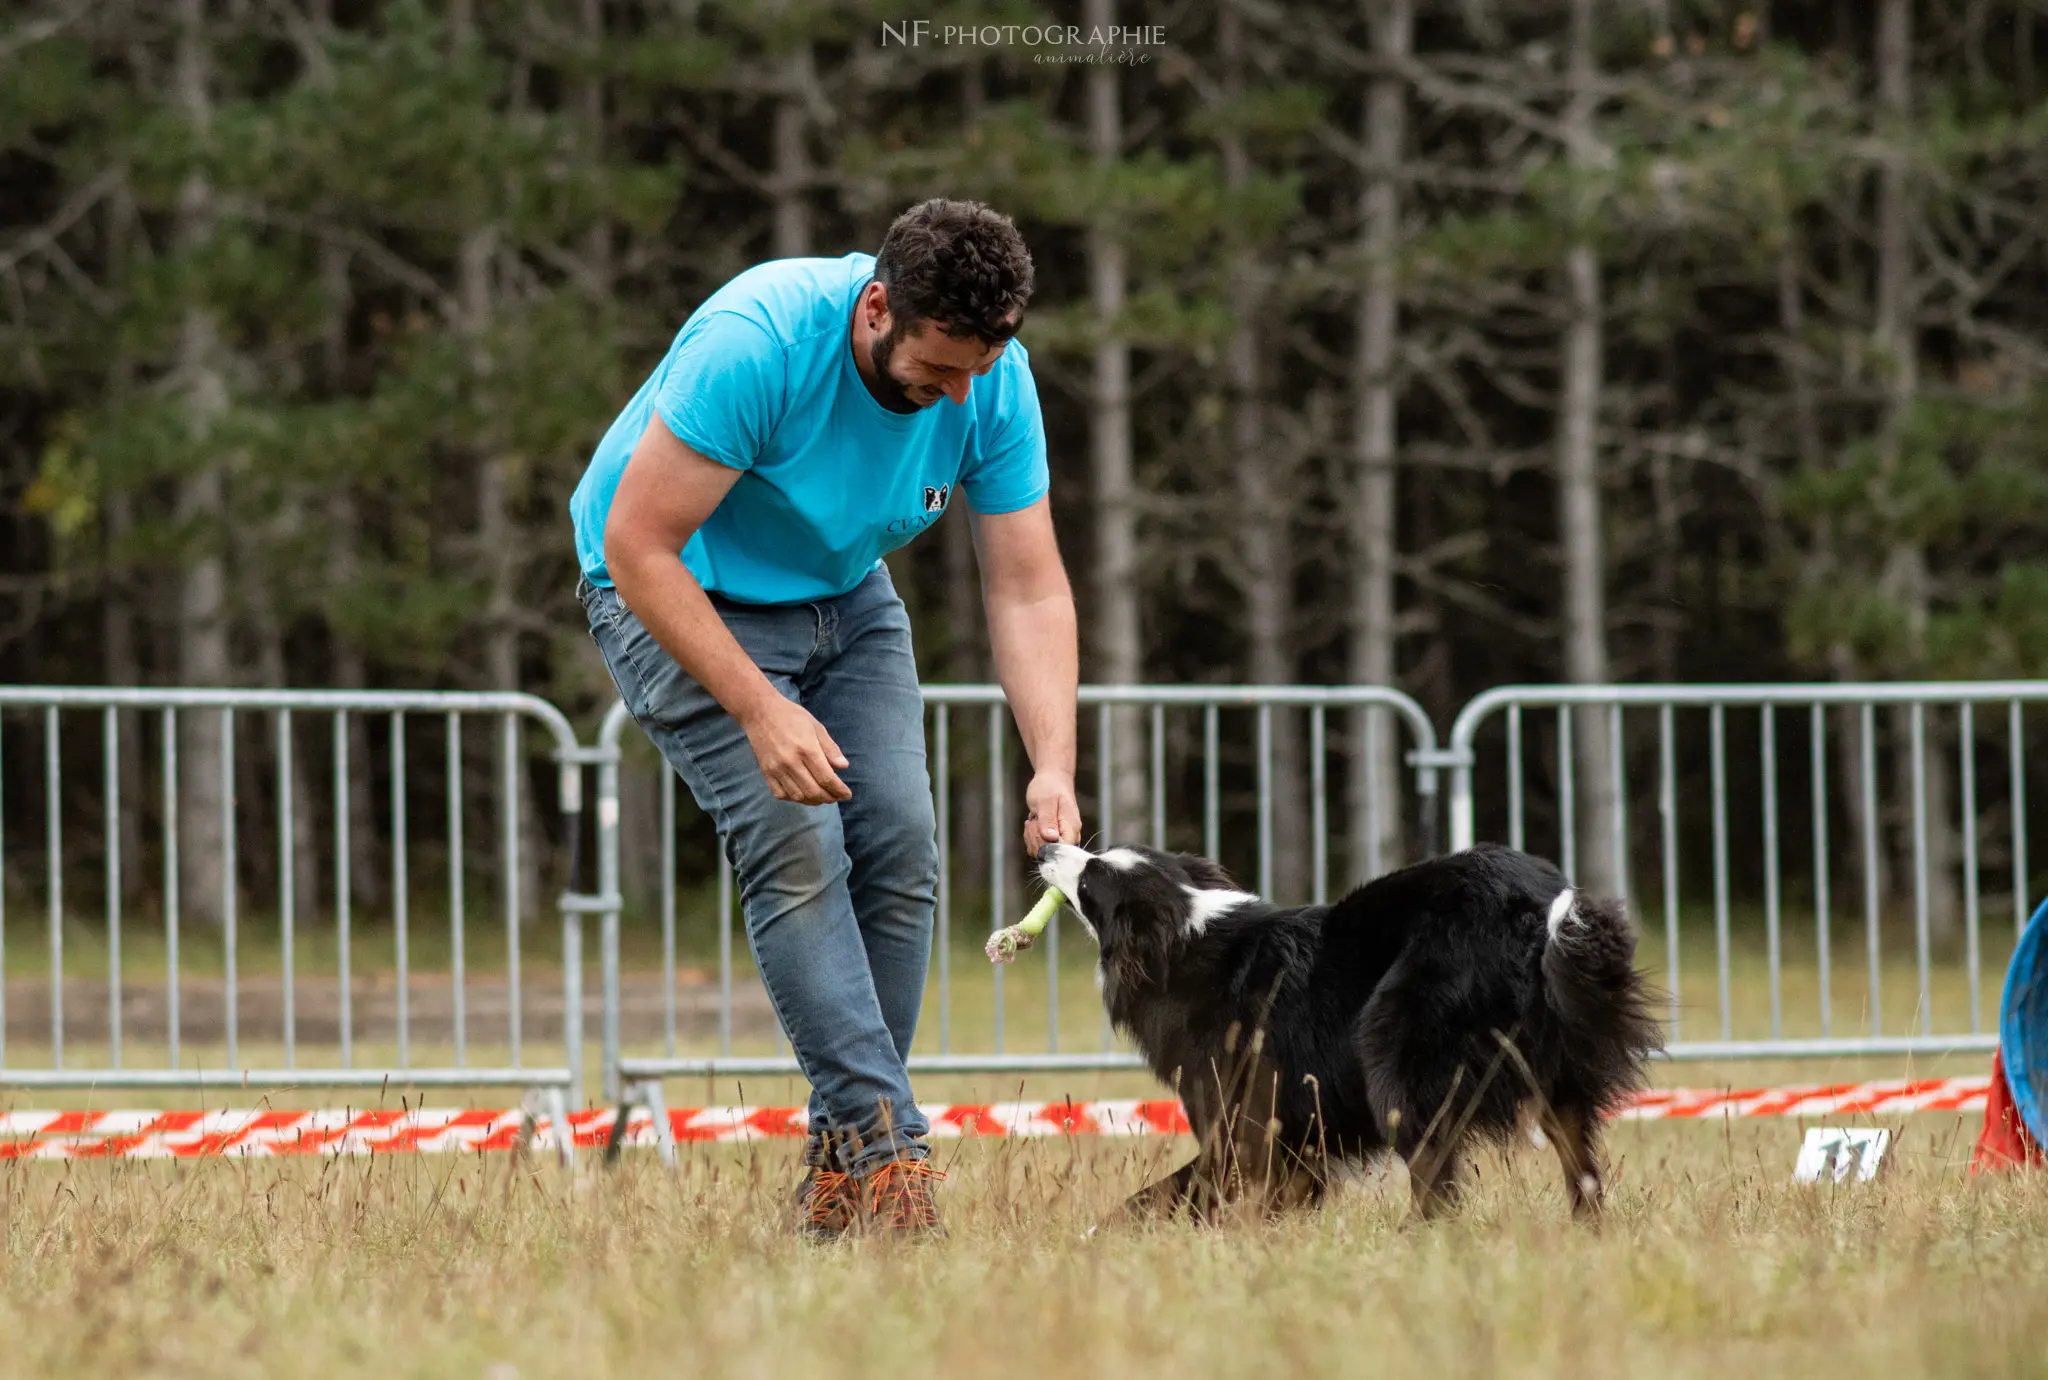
971,497,1083,860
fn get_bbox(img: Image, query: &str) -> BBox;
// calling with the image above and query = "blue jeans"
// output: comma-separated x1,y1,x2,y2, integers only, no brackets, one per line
580,565,936,1174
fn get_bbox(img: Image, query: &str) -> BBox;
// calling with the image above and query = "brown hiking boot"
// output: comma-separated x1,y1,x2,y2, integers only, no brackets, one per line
794,1164,860,1241
859,1156,948,1239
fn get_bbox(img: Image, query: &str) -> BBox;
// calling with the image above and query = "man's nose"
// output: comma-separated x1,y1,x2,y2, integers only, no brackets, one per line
941,375,971,404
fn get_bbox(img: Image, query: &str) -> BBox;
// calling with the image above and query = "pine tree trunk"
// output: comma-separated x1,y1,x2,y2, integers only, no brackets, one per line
1085,0,1147,845
1347,0,1411,884
772,38,814,261
1873,0,1957,937
174,0,231,927
254,599,322,926
304,0,382,913
327,499,384,914
101,181,144,905
1557,0,1619,897
1783,231,1884,898
1220,0,1306,896
941,507,990,900
454,3,539,926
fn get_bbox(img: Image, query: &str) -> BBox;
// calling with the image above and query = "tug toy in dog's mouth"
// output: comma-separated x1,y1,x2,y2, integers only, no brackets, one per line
985,887,1065,965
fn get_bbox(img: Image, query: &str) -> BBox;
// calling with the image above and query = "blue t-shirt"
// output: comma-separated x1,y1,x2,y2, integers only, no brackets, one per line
570,252,1049,604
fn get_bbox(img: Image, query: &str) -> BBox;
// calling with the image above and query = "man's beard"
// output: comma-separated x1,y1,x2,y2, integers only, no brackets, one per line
868,325,934,412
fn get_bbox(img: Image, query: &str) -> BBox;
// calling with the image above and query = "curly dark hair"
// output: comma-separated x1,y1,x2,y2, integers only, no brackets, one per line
872,199,1035,344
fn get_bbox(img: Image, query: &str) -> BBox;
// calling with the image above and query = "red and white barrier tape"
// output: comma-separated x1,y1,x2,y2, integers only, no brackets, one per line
0,1079,1990,1160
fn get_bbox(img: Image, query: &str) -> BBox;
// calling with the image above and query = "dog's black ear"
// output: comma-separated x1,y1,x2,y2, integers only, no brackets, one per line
1176,853,1240,892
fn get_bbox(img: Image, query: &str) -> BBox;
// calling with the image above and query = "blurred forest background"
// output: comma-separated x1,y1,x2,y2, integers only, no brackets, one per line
5,0,2048,926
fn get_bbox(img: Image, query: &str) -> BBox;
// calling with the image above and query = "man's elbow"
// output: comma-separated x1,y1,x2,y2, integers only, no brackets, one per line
604,519,658,598
988,571,1076,616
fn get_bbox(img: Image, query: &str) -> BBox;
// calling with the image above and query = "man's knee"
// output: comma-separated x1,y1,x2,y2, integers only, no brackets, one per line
847,799,939,899
730,803,852,924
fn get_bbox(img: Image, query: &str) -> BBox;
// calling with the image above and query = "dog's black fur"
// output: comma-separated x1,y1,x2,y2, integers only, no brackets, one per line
1035,841,1663,1223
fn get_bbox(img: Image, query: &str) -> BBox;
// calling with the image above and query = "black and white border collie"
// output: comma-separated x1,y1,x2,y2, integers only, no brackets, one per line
1035,841,1662,1224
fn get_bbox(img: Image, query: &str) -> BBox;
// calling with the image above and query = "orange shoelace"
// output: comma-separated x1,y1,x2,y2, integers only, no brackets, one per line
864,1159,948,1229
804,1170,857,1228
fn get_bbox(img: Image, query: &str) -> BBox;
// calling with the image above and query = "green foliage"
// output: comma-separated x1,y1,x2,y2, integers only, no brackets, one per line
5,0,2048,726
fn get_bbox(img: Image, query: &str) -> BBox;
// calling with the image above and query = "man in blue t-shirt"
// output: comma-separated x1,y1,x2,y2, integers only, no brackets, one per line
571,200,1081,1239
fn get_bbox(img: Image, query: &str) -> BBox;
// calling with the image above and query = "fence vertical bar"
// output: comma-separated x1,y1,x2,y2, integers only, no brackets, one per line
1047,684,1066,1051
1097,704,1115,1050
1364,710,1383,879
499,713,518,1069
1203,706,1220,861
597,727,620,1102
1507,705,1524,853
1910,702,1931,1037
717,851,733,1058
392,713,409,1069
1862,702,1882,1036
1096,702,1112,851
41,708,61,1069
278,711,295,1068
2014,700,2028,951
447,712,466,1066
989,703,1007,1054
1151,704,1166,850
935,706,951,1055
221,708,236,1071
163,709,179,1069
1558,707,1576,879
0,711,7,1070
1762,704,1782,1039
337,712,354,1068
1962,702,1981,1032
1710,704,1730,1041
1311,706,1328,905
1660,705,1679,1037
1812,704,1831,1038
563,907,583,1110
1257,705,1274,898
661,766,676,1058
1609,705,1628,906
104,708,121,1068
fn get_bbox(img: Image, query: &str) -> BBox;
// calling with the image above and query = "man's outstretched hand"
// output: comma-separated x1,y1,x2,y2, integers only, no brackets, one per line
1023,769,1083,859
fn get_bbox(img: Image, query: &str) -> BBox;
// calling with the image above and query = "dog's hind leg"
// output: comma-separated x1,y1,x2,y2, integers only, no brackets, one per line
1111,1157,1202,1227
1398,1135,1465,1221
1541,1103,1605,1222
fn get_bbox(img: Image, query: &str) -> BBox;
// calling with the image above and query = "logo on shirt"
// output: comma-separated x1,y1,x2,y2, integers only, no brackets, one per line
922,483,951,514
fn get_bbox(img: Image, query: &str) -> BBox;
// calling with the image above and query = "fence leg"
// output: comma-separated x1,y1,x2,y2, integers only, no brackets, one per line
516,1085,576,1167
545,1086,575,1166
604,1081,642,1168
643,1080,678,1168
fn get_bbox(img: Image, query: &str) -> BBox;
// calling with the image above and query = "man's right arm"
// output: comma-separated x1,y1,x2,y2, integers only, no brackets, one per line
603,415,851,804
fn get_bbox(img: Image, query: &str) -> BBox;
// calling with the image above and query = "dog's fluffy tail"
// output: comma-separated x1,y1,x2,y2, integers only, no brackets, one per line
1539,887,1664,1102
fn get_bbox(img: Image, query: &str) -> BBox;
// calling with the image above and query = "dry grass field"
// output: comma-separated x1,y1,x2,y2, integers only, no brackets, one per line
2,1114,2045,1380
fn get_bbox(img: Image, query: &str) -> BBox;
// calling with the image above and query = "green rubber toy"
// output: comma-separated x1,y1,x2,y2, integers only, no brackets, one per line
985,887,1065,965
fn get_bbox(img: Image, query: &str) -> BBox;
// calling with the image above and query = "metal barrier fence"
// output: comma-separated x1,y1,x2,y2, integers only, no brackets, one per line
0,688,594,1148
1446,684,2046,1061
7,679,2040,1124
596,686,1441,1102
